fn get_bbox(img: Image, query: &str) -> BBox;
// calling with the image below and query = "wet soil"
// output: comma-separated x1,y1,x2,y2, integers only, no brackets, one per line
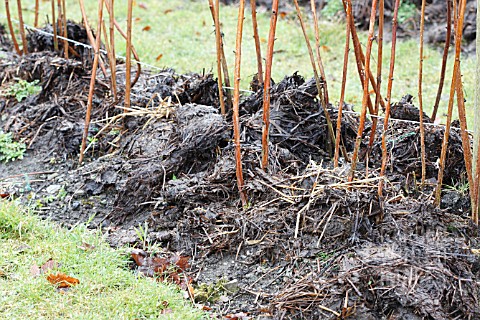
1,24,479,319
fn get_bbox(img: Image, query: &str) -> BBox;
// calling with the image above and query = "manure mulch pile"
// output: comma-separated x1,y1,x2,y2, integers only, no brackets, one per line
0,24,479,319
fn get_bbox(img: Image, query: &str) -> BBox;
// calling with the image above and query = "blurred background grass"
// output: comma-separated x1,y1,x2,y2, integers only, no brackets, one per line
1,0,474,124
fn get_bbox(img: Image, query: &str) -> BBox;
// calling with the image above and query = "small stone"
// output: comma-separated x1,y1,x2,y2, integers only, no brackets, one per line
223,279,239,293
71,202,80,210
46,184,62,194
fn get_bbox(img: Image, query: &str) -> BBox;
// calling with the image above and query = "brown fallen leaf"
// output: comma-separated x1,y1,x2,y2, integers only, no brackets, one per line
41,259,59,274
46,273,80,288
156,54,163,62
164,9,173,14
142,26,151,32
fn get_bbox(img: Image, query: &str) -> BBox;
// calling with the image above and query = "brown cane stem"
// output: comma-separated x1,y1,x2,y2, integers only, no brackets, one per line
233,0,248,206
261,0,279,170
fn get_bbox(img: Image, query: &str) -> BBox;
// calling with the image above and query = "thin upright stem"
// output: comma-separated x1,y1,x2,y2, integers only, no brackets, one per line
104,0,141,88
293,0,336,154
108,0,117,99
418,0,427,185
16,0,27,54
334,1,351,167
367,0,384,153
378,0,400,196
233,0,248,206
342,1,386,113
310,0,329,104
454,67,474,217
213,0,226,114
261,0,279,170
5,0,21,55
251,0,263,86
125,0,133,110
349,0,378,181
434,0,467,205
61,0,69,58
431,0,452,122
34,0,39,27
79,0,108,78
79,0,103,164
52,0,58,51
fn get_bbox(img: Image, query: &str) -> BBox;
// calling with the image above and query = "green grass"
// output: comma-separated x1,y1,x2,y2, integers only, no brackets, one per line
1,0,475,123
0,199,204,319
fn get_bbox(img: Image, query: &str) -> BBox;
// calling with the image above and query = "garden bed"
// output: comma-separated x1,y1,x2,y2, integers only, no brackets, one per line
0,23,479,319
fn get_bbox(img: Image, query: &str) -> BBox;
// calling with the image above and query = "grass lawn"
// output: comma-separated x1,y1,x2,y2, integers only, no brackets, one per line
2,0,475,123
0,199,204,319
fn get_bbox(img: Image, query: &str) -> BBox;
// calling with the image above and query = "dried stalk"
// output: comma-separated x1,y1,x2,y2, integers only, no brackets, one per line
342,0,374,116
61,0,69,58
334,1,351,167
212,0,226,114
51,0,58,51
434,0,467,205
104,0,142,88
233,0,248,206
79,0,103,164
16,0,27,54
101,19,117,99
207,1,232,108
418,0,427,185
431,0,452,121
5,0,21,55
342,1,386,113
261,0,279,170
349,0,378,181
378,0,400,196
310,0,329,104
367,0,384,152
293,0,336,153
455,67,474,215
34,0,39,27
251,0,263,86
79,0,108,78
108,0,117,99
125,0,133,110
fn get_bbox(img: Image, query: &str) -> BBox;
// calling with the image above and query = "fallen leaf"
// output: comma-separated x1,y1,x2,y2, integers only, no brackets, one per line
156,54,163,62
41,259,59,274
142,26,151,32
131,248,147,266
279,11,287,19
201,305,212,311
134,17,142,23
0,192,10,198
46,273,80,288
138,2,148,9
321,45,331,52
164,9,173,14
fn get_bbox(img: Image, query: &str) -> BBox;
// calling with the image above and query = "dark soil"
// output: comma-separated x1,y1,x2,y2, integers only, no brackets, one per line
1,23,479,320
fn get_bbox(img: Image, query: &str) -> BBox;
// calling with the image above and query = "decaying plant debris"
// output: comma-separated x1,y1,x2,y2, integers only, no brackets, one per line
0,24,479,319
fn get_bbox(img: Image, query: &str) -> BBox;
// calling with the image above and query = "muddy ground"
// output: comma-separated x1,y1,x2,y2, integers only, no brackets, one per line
1,23,479,319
